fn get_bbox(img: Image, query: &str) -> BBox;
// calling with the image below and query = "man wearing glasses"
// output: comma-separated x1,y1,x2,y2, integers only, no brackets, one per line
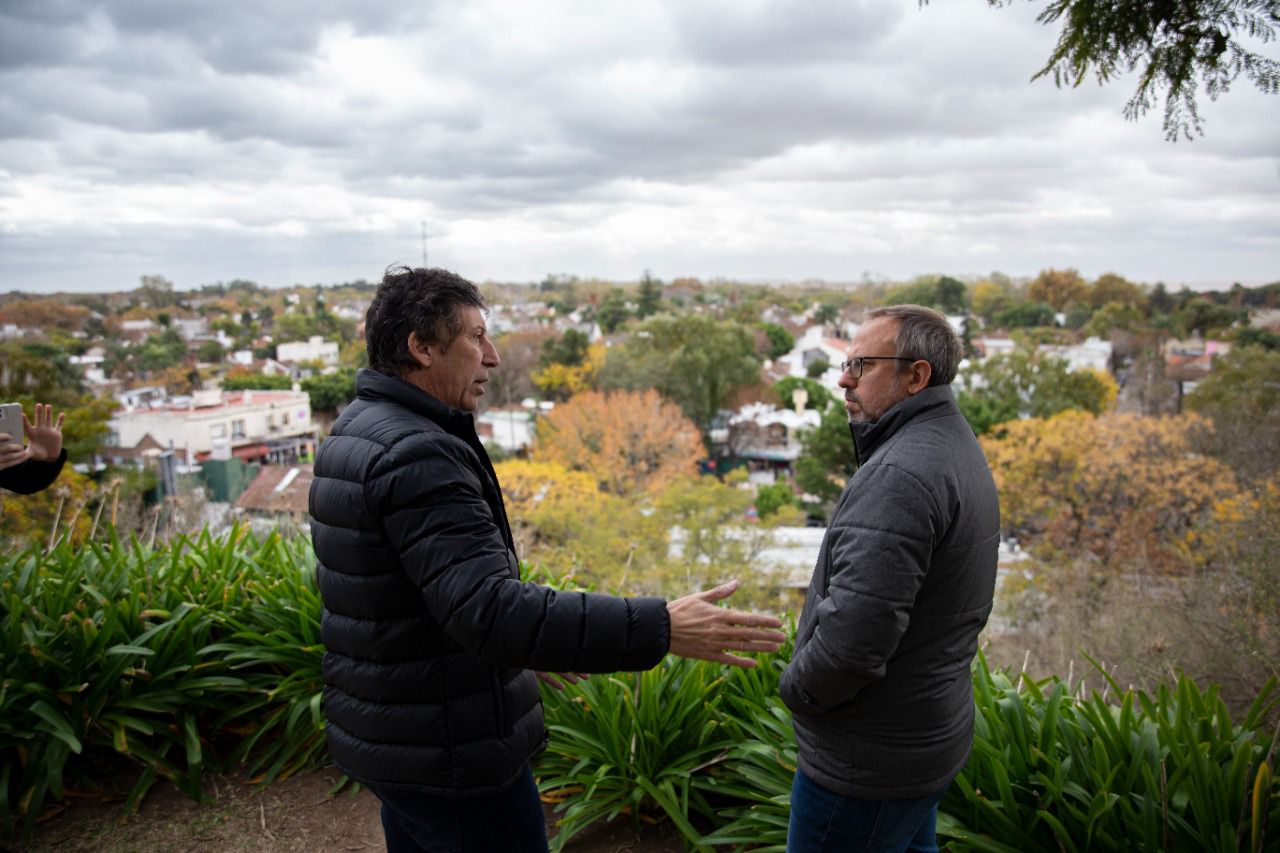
780,305,1000,852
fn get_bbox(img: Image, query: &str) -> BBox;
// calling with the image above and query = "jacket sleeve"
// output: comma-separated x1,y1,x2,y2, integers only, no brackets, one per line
0,451,67,495
373,435,670,673
780,462,938,715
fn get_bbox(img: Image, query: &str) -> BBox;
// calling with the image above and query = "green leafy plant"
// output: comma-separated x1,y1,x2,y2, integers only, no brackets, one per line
536,657,730,851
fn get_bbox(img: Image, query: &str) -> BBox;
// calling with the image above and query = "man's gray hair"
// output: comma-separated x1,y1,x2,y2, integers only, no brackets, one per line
866,304,964,386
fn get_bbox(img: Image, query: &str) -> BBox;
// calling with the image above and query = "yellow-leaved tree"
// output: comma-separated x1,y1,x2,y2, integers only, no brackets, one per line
494,459,667,593
532,389,703,496
531,342,606,401
982,410,1238,574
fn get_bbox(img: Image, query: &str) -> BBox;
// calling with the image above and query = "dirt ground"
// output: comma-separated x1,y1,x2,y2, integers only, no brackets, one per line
6,767,684,853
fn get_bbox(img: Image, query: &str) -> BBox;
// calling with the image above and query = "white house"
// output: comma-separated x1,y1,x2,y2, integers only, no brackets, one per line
276,335,339,366
107,388,316,465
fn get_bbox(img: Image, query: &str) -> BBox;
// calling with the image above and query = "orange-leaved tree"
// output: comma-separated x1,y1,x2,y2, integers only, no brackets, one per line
982,410,1238,574
531,389,703,496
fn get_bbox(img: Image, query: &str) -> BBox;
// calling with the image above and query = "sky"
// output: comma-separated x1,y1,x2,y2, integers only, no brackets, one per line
1,0,1278,295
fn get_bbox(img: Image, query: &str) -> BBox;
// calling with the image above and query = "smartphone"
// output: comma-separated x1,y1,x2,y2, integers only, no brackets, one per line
0,403,24,446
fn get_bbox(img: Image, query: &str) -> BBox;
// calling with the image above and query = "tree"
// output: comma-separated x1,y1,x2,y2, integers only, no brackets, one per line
636,271,663,318
754,481,800,519
599,315,761,433
0,299,90,332
532,342,605,401
494,459,667,592
813,303,839,325
1087,273,1145,310
759,323,796,360
656,469,795,599
595,290,629,334
489,329,553,406
1185,344,1280,485
221,371,292,391
995,301,1057,329
196,340,225,363
301,369,357,414
540,329,591,368
958,349,1118,434
135,274,176,309
806,357,831,379
135,329,188,372
532,389,703,495
982,410,1238,573
795,403,857,508
1029,268,1087,313
957,0,1280,140
971,279,1013,323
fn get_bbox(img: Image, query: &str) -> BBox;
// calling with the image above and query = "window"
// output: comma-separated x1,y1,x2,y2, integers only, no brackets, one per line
231,419,246,439
211,424,227,439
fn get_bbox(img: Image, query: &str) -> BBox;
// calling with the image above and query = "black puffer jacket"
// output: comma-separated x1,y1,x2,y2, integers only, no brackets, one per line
780,385,1000,799
309,370,671,796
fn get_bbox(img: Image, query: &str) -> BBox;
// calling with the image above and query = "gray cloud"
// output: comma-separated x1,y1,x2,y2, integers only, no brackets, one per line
0,0,1276,293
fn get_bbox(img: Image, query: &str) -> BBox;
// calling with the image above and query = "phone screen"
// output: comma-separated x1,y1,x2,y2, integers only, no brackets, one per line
0,404,24,446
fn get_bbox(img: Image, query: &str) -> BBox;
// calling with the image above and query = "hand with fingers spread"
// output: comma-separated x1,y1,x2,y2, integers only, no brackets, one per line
667,579,786,668
23,404,64,463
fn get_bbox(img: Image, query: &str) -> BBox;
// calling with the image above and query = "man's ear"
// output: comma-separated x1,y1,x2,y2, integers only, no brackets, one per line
407,332,433,369
905,359,932,394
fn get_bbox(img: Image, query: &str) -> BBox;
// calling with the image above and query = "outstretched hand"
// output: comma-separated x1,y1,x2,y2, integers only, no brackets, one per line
667,579,785,668
23,404,64,463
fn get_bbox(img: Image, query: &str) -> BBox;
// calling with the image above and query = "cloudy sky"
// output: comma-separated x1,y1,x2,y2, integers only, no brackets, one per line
2,0,1277,294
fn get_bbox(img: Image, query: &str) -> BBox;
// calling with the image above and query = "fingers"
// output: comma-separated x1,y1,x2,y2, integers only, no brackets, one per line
534,671,566,691
694,579,740,603
715,608,783,629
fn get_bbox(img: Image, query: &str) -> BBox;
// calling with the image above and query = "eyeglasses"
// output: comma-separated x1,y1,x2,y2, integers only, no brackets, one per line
839,356,915,378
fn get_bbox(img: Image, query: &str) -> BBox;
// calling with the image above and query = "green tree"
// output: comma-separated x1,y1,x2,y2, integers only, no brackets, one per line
595,290,629,334
754,481,799,519
955,0,1280,140
1185,344,1280,485
221,373,293,391
540,328,591,368
760,322,796,360
1235,326,1280,350
806,357,831,379
995,301,1056,328
795,403,857,509
135,329,188,372
813,303,839,325
301,369,357,414
599,315,760,432
1173,298,1244,337
957,350,1118,434
636,270,663,318
196,340,225,363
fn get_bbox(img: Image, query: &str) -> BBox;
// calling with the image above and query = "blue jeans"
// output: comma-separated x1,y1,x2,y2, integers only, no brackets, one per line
787,767,945,853
371,766,549,852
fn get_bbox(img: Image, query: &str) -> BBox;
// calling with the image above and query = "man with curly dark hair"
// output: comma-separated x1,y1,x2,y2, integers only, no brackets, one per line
310,266,784,852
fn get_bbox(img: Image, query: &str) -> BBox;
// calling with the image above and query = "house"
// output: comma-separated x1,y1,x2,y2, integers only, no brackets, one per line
726,402,821,481
106,388,316,465
276,335,339,366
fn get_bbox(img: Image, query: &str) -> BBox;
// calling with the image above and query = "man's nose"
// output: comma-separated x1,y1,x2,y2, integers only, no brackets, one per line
484,340,500,367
